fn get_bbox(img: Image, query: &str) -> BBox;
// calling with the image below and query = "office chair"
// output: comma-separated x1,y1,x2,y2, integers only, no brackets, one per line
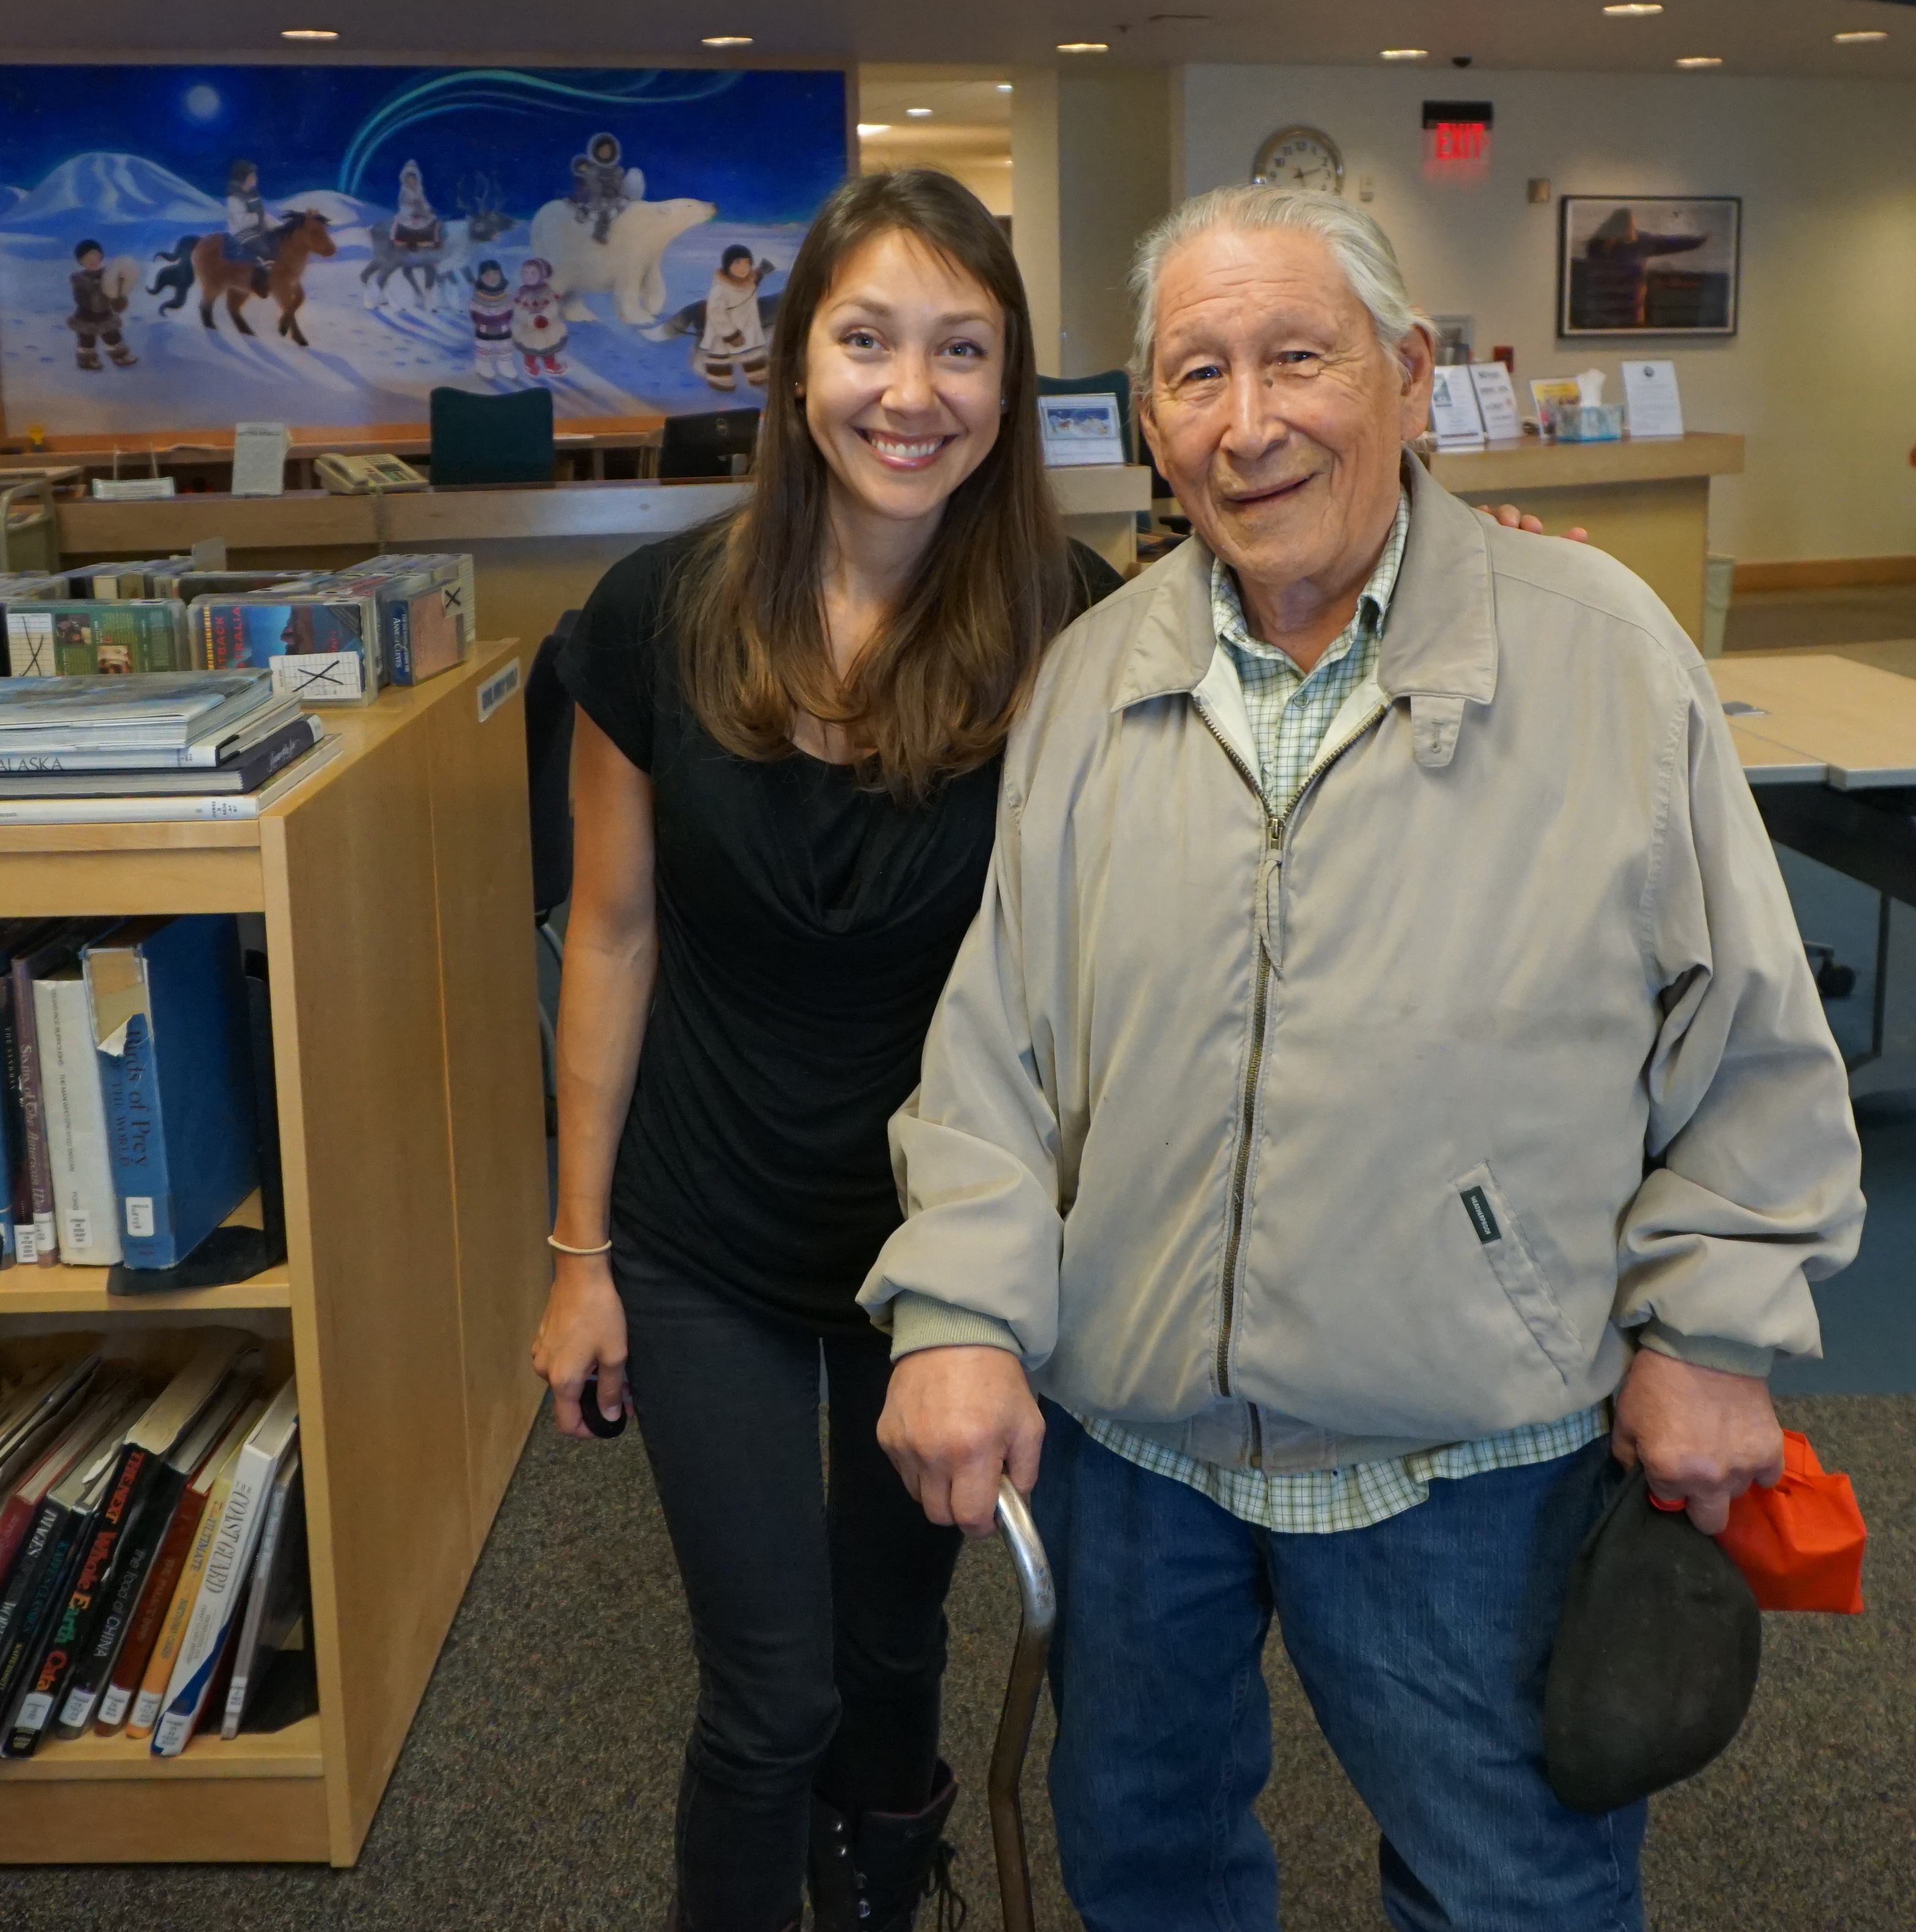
525,611,580,1127
659,408,761,479
428,385,555,487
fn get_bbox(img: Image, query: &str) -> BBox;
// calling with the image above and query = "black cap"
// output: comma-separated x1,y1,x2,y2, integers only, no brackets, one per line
1544,1464,1760,1814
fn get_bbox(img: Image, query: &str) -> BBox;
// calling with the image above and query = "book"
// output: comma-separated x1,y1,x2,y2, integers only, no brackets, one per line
220,1446,304,1738
0,671,280,753
189,591,380,704
57,1362,258,1738
153,1377,299,1755
124,1396,265,1739
379,553,477,658
96,1389,261,1735
34,959,123,1266
0,716,323,796
147,568,320,605
0,735,342,824
0,1394,147,1754
0,920,64,1264
0,693,304,774
0,1383,142,1718
5,600,191,677
85,917,260,1271
11,926,97,1266
327,560,466,686
10,1332,254,1751
0,1355,106,1581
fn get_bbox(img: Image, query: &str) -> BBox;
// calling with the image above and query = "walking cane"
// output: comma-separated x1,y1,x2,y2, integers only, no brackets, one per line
990,1476,1056,1932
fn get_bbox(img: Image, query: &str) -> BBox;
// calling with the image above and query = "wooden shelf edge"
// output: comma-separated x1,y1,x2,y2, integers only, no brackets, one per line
0,1711,323,1782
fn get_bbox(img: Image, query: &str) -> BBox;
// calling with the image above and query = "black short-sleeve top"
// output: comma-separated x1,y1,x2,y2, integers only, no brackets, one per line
557,528,1122,1330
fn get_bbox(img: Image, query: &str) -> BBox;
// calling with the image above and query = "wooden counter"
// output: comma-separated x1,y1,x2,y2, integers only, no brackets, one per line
1428,432,1743,645
56,468,1154,647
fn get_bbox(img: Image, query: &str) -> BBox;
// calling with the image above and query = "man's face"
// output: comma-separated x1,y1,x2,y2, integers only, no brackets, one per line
1139,225,1433,600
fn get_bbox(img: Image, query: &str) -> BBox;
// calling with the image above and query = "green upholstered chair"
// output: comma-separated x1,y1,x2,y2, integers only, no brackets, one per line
428,385,555,487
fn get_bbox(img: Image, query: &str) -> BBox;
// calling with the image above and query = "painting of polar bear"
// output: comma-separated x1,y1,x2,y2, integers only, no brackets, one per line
529,192,716,325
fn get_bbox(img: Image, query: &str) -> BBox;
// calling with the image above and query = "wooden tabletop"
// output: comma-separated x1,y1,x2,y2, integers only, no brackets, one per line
1427,430,1744,492
1712,653,1916,789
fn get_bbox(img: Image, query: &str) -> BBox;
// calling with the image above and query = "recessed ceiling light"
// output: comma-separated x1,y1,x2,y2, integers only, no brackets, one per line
855,123,892,136
1056,42,1109,53
996,82,1014,92
1603,4,1662,15
280,26,338,37
906,107,933,117
1380,48,1429,60
1834,29,1887,42
700,35,753,46
1675,55,1723,67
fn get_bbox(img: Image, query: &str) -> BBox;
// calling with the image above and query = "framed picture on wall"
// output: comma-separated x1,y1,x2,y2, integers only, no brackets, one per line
1558,195,1741,338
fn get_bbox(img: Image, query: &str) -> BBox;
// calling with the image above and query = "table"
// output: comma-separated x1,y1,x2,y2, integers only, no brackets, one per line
1428,432,1744,647
1716,652,1916,1079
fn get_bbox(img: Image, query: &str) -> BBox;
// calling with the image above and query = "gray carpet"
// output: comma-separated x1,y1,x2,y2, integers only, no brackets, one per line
7,1393,1912,1930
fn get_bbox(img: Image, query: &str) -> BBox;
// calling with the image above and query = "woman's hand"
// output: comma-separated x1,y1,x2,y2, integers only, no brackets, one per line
532,1254,631,1440
1476,501,1590,543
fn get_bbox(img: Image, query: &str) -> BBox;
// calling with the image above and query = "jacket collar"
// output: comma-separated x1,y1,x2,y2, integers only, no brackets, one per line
1111,449,1500,713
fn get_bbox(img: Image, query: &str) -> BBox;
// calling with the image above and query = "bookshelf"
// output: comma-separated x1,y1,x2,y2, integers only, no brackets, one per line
0,640,552,1864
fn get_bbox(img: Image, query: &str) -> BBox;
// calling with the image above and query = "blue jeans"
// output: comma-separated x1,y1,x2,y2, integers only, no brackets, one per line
1030,1407,1646,1931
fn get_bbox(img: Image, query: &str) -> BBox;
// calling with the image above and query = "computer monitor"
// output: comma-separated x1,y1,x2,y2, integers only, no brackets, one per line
658,408,761,480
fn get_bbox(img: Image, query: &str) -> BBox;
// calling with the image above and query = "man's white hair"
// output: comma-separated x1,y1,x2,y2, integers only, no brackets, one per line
1128,185,1433,387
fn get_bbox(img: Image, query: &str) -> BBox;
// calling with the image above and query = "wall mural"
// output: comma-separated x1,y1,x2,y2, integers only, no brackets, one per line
0,64,848,435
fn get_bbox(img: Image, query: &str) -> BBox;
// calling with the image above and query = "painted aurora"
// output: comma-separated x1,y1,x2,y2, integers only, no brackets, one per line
0,64,847,434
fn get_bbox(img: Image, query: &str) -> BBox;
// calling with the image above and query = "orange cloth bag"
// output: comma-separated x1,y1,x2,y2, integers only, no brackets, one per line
1715,1430,1866,1613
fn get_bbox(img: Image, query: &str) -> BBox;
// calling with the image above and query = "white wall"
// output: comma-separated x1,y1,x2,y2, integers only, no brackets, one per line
1011,69,1062,376
1177,65,1916,565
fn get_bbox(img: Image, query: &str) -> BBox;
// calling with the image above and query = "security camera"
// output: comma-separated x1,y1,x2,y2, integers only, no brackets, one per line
1452,54,1474,67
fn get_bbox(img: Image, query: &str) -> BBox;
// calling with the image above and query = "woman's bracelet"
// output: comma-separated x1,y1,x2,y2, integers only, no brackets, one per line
547,1233,614,1256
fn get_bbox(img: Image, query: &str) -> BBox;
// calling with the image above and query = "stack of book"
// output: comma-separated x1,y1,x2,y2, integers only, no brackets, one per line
1,913,264,1270
0,670,337,823
0,1336,309,1758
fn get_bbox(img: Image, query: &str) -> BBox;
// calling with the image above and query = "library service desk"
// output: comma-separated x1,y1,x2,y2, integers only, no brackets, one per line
57,467,1155,653
1427,432,1744,646
0,641,550,1865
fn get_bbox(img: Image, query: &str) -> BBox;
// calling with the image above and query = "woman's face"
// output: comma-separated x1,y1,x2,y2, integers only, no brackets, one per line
802,228,1006,537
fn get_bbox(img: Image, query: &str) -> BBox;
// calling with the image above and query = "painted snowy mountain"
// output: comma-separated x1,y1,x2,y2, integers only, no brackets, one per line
7,153,224,228
0,188,22,218
280,188,385,230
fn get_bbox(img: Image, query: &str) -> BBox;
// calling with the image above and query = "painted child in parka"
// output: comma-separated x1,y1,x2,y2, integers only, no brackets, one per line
512,257,568,376
470,258,516,379
696,244,772,392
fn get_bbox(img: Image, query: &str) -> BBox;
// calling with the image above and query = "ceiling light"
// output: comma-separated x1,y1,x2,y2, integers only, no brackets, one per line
700,35,753,46
1834,29,1887,42
1603,4,1662,15
1675,55,1723,67
907,107,933,117
996,82,1014,92
855,123,891,136
1056,42,1109,53
280,26,338,37
1380,48,1428,60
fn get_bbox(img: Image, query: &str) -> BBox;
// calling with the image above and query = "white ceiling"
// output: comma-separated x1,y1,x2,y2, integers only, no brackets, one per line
7,0,1916,81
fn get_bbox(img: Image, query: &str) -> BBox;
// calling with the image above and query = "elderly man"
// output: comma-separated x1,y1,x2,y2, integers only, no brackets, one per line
861,185,1863,1930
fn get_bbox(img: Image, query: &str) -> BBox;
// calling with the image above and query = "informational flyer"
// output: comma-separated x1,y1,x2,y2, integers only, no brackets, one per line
232,421,291,498
1428,366,1486,447
1468,362,1522,442
1622,361,1685,439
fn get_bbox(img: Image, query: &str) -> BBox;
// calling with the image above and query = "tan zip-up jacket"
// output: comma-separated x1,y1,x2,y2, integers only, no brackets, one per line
860,458,1865,1471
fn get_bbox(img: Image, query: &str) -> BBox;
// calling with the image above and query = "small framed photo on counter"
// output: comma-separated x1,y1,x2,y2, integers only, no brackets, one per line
1559,195,1740,339
1039,392,1128,467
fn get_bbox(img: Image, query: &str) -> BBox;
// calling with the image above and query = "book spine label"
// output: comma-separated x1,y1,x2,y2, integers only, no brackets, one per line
12,958,57,1265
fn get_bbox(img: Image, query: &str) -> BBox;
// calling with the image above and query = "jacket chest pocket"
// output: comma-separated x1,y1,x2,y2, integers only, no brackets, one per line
1453,1161,1584,1383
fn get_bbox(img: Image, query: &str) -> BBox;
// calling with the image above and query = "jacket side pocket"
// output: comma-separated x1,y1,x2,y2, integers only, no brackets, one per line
1453,1161,1584,1383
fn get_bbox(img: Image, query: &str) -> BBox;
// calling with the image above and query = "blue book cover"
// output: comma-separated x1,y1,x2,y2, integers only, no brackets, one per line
82,916,259,1271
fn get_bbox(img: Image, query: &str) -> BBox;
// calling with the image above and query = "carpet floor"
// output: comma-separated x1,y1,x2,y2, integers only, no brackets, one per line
6,1393,1911,1930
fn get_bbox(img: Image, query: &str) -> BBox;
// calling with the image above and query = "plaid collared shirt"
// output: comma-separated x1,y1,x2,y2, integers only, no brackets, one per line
1077,492,1608,1533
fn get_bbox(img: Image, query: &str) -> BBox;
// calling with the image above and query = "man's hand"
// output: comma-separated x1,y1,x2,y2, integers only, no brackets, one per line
879,1345,1045,1539
1475,501,1590,544
1611,1346,1785,1535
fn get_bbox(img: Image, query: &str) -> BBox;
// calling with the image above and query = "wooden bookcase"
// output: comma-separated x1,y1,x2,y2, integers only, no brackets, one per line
0,640,551,1864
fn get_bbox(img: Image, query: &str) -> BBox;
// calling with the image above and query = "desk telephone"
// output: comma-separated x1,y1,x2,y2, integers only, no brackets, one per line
316,452,428,494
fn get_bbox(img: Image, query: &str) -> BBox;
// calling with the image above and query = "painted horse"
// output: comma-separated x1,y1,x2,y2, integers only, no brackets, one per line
191,210,337,345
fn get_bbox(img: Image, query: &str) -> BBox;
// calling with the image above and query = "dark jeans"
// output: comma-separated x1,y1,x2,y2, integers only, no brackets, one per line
616,1245,963,1930
1033,1407,1647,1931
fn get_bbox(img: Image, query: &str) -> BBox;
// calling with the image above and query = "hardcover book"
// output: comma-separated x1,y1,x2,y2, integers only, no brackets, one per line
4,600,191,677
34,959,123,1266
188,594,380,704
84,916,260,1272
0,672,279,751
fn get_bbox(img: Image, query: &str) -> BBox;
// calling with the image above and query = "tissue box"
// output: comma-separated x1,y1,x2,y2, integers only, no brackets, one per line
1553,404,1625,443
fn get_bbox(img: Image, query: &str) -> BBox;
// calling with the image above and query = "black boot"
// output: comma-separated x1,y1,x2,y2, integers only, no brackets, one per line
808,1762,965,1932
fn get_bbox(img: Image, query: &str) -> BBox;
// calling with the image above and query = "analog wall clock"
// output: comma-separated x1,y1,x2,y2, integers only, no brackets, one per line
1251,125,1345,194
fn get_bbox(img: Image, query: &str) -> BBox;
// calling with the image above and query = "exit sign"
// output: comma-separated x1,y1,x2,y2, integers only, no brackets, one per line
1423,99,1493,174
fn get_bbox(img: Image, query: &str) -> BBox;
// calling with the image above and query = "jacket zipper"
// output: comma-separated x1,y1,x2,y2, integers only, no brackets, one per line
1196,700,1388,1405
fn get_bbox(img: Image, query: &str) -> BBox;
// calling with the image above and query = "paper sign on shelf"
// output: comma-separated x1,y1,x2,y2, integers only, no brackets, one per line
1428,365,1486,447
232,421,291,498
1467,363,1521,442
1623,360,1685,439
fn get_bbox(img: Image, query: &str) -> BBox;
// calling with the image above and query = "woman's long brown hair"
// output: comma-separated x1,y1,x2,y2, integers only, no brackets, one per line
674,169,1077,804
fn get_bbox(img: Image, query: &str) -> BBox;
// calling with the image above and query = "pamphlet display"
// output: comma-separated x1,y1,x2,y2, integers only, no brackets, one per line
1622,360,1685,440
